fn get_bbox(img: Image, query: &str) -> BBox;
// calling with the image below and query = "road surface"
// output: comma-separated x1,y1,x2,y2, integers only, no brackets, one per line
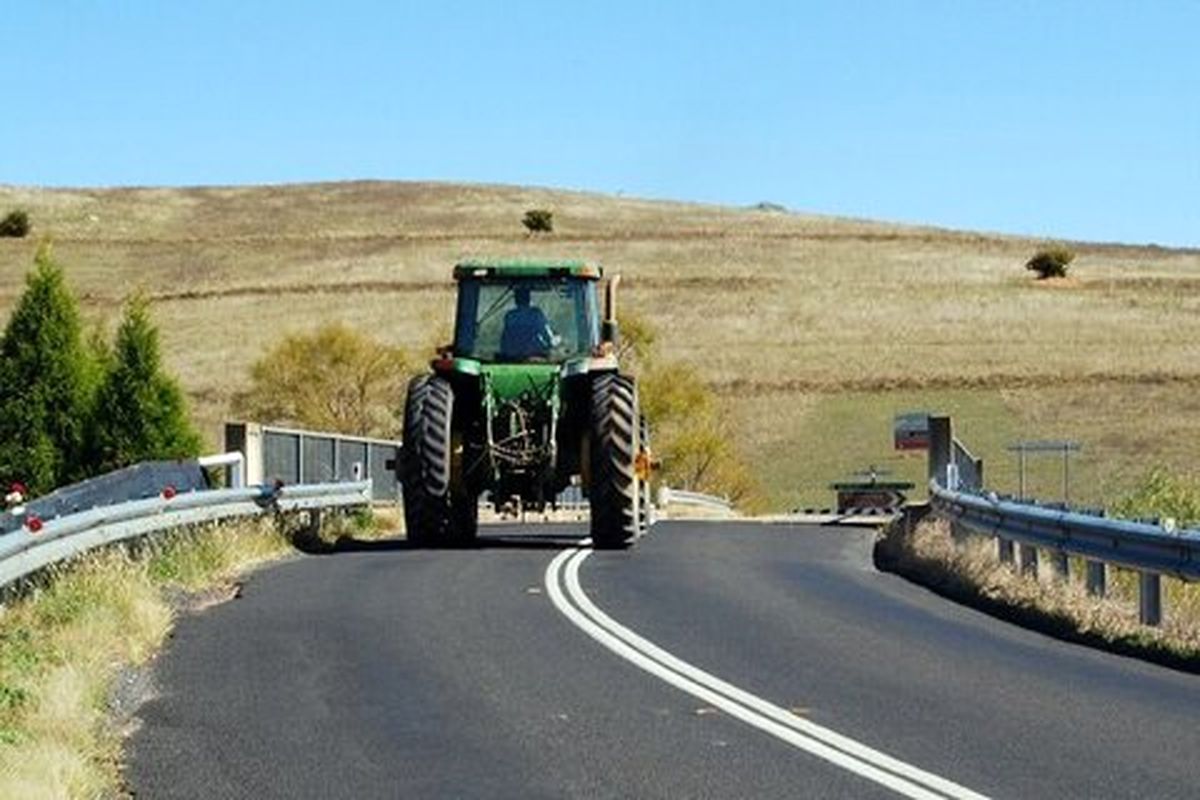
128,522,1200,798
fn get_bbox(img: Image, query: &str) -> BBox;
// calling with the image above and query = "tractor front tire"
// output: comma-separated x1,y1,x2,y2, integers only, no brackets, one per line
402,375,468,546
589,373,641,549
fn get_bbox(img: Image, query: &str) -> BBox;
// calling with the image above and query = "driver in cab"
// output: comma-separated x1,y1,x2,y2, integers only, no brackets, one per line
501,286,560,359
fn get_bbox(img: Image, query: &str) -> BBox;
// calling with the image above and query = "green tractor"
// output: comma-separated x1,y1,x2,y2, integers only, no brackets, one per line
400,260,651,548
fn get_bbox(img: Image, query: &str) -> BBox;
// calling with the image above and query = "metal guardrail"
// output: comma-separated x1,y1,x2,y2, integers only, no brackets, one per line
930,482,1200,582
0,479,371,590
929,480,1195,626
658,487,734,513
925,415,1194,626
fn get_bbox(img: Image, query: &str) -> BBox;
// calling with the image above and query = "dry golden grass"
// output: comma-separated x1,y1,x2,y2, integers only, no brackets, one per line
895,518,1200,658
0,519,293,799
2,181,1198,508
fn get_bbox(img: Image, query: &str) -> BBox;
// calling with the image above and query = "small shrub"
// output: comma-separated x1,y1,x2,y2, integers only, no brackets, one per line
522,209,554,234
0,210,30,238
1112,468,1200,528
235,323,410,437
1025,246,1075,279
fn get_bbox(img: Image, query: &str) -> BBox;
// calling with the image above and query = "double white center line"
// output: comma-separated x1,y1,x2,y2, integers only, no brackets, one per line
545,544,989,800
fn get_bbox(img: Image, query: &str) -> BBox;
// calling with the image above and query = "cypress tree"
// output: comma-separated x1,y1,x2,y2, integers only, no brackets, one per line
90,294,201,472
0,244,92,494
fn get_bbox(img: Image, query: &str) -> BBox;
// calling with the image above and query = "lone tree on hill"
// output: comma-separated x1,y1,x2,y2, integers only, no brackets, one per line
1026,246,1075,279
88,294,202,473
0,244,92,493
0,210,30,238
522,209,554,234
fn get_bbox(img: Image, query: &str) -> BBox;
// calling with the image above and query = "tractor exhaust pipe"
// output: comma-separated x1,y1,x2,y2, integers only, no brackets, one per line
602,274,621,346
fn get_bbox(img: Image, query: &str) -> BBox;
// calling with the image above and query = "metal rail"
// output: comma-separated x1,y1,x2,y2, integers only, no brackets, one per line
0,480,371,590
658,487,734,512
930,482,1200,581
929,480,1184,625
925,414,1198,625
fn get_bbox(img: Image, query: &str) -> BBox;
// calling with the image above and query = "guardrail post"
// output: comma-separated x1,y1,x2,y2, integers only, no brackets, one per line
1018,544,1038,577
928,416,953,488
1139,572,1162,626
224,422,264,485
997,537,1014,564
1051,551,1069,580
1085,561,1106,597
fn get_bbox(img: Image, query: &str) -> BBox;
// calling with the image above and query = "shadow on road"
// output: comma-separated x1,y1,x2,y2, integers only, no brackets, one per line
321,525,591,554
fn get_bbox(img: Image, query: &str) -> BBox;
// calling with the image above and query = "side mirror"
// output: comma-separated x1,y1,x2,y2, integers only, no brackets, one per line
603,274,621,346
601,319,621,346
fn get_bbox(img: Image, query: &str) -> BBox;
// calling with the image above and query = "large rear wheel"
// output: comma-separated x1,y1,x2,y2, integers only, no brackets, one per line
402,375,475,546
589,373,641,549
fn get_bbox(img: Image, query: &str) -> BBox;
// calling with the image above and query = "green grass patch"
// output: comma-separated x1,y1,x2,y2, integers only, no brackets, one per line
745,388,1021,510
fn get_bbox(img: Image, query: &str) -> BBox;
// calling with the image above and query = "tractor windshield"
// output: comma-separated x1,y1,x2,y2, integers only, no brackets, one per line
454,277,600,362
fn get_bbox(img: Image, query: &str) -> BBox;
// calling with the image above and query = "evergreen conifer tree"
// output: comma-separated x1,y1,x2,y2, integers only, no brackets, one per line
89,294,201,472
0,244,91,494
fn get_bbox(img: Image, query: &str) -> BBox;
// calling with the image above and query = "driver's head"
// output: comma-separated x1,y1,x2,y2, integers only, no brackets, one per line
514,286,532,307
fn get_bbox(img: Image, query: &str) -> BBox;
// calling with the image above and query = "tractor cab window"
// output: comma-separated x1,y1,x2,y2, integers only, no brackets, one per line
455,278,600,362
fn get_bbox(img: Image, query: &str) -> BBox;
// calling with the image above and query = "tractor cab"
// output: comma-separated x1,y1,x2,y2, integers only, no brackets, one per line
452,261,604,364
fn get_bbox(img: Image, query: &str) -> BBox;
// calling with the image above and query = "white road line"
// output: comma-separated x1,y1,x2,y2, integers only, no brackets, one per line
545,546,990,800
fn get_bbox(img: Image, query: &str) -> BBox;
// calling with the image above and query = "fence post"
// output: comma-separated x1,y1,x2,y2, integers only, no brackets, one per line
997,537,1014,564
297,433,305,484
1139,572,1162,626
928,416,953,488
224,422,264,486
1051,551,1069,580
1018,544,1038,577
1086,561,1106,597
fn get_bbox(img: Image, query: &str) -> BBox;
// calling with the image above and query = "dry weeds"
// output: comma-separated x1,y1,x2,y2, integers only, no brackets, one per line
883,517,1200,663
0,518,298,798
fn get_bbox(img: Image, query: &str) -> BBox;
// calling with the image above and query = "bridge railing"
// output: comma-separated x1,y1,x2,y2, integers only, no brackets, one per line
926,416,1196,626
225,421,401,503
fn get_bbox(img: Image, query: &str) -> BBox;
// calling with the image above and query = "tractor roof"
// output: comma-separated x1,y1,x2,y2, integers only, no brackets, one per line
454,259,603,280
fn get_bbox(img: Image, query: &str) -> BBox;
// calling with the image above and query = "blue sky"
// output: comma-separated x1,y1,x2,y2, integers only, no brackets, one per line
2,1,1197,246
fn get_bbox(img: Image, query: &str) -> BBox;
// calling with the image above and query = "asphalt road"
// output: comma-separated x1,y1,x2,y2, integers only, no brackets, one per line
128,522,1200,798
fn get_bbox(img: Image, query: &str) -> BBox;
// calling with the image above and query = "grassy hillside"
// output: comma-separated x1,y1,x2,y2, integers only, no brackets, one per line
2,181,1198,510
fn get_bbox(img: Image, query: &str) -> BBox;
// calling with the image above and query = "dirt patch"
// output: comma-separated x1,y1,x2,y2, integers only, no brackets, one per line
1030,276,1083,289
150,279,451,303
712,371,1200,396
160,581,243,613
1080,276,1200,293
625,275,784,291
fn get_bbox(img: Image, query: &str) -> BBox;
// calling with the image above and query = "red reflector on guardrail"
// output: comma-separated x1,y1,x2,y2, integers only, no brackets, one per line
25,515,43,534
162,485,177,500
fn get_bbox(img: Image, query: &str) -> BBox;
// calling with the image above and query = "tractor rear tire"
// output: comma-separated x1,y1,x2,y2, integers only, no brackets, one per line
402,375,468,546
589,373,641,549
